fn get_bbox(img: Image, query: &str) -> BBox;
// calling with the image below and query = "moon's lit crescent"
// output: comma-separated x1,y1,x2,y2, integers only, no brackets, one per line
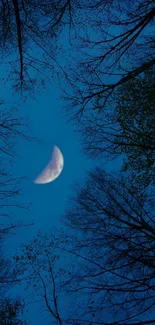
33,146,64,184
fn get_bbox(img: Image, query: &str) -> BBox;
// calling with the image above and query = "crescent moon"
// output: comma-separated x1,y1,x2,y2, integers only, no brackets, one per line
33,146,64,184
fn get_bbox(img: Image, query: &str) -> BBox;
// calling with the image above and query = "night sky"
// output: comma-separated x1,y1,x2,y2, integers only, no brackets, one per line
8,85,121,243
1,3,154,325
4,70,122,325
2,81,94,324
1,42,125,324
5,86,123,325
8,89,94,238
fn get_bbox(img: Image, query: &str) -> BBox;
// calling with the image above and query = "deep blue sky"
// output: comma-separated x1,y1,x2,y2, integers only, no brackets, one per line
3,81,95,324
2,20,127,325
0,28,122,323
10,86,95,242
7,83,121,246
4,76,122,325
1,5,154,324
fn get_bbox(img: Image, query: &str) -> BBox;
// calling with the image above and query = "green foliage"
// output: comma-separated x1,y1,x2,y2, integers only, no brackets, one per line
115,66,155,187
0,298,28,325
